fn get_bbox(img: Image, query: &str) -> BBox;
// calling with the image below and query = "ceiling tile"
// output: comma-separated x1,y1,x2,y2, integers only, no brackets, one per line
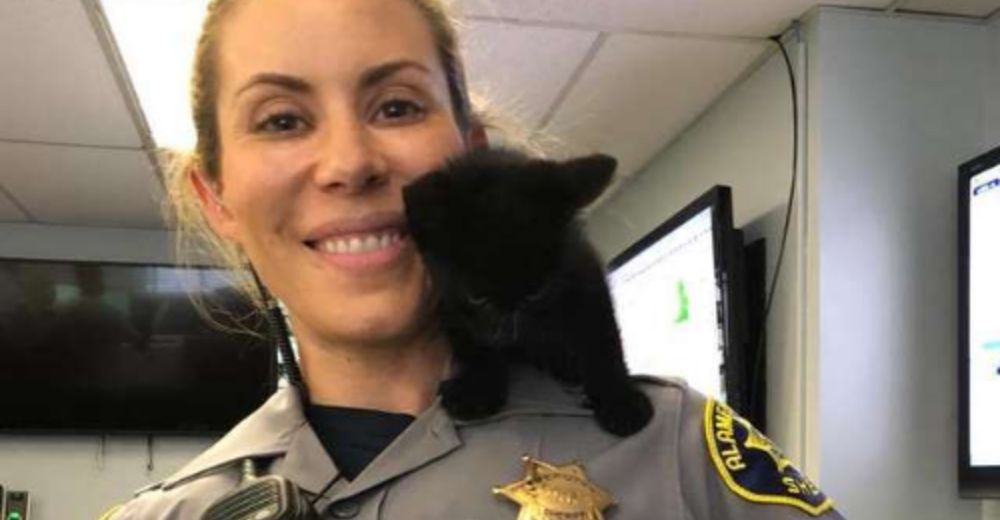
0,0,141,147
463,20,599,128
897,0,1000,17
459,0,891,37
0,187,29,223
0,143,164,229
544,35,768,177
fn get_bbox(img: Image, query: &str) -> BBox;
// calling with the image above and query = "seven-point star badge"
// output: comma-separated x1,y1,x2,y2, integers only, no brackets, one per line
494,455,614,520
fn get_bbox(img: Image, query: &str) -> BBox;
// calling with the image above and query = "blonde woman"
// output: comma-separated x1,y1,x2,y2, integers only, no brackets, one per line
105,0,845,518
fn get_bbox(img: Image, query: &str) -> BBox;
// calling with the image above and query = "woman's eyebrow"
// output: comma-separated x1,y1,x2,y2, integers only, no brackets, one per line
234,73,312,98
359,60,431,89
232,60,430,100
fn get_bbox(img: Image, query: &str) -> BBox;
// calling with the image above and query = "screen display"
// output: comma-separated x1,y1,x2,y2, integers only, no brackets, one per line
0,260,274,433
969,164,1000,467
608,208,724,400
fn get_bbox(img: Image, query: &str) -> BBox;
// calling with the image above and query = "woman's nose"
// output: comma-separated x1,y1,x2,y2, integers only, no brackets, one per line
313,118,389,194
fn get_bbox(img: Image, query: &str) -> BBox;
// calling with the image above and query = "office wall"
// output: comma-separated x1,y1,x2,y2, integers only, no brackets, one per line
810,9,990,520
986,15,1000,148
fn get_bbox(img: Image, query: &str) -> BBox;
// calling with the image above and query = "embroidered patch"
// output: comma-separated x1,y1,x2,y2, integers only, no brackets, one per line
704,398,833,516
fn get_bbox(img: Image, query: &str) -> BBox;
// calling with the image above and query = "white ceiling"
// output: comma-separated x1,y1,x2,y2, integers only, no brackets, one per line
0,142,164,228
893,0,1000,17
0,0,140,148
0,186,28,222
463,20,599,128
0,0,997,230
544,34,768,177
460,0,890,36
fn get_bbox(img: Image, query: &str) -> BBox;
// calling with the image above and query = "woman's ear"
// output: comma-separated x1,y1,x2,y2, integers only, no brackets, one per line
189,167,239,241
466,122,489,150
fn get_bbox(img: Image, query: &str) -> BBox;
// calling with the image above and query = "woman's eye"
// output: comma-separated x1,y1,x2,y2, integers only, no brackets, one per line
374,99,425,123
253,112,308,134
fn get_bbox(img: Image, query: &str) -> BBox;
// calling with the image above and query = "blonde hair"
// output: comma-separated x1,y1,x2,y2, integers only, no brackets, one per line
165,0,559,318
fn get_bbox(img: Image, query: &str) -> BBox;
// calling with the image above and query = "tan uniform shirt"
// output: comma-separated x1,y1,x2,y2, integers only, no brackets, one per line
107,368,845,519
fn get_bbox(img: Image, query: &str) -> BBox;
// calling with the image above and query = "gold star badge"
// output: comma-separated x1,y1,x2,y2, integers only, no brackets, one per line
493,455,614,520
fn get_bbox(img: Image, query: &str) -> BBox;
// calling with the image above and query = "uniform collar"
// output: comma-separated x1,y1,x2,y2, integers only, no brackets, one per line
159,385,309,491
451,365,593,425
157,366,591,494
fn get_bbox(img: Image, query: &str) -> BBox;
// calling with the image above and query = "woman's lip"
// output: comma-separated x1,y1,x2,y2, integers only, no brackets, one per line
307,234,411,273
303,212,408,242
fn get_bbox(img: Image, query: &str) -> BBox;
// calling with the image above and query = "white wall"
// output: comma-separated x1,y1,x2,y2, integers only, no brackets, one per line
0,223,215,520
810,9,991,520
986,15,1000,148
585,42,812,465
589,7,1000,520
0,223,175,264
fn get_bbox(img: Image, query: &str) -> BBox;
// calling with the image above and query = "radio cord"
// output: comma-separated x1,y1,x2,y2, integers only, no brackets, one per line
249,267,309,405
248,267,339,509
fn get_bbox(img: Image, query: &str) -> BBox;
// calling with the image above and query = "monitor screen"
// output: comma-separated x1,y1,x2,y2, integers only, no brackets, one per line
608,186,744,409
0,259,276,434
968,163,1000,468
959,144,1000,496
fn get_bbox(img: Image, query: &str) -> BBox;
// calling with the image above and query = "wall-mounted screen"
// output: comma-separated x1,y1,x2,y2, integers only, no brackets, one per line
0,259,276,435
959,144,1000,497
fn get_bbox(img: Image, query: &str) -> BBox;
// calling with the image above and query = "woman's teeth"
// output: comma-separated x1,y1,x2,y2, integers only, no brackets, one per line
314,230,403,254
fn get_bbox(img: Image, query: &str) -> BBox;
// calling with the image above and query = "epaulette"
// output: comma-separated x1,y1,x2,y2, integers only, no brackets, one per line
133,481,165,497
631,374,688,389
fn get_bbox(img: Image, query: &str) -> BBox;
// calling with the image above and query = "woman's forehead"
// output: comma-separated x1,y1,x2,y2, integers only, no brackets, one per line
216,0,443,94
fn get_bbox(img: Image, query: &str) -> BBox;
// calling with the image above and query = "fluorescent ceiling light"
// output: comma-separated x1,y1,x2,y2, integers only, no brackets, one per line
100,0,208,151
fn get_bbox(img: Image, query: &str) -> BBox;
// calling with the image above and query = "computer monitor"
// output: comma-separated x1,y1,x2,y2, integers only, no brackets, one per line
607,186,748,413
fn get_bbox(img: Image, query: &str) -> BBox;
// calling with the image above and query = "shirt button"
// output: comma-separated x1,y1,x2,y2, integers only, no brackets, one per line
327,499,361,519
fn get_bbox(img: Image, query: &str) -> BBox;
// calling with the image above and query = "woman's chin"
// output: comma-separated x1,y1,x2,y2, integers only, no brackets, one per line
299,300,434,349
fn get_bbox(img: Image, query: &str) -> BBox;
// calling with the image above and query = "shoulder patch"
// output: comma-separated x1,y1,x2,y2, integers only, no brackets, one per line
703,398,833,516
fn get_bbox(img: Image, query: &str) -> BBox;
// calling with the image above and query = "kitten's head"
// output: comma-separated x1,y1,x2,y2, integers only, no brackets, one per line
403,148,616,313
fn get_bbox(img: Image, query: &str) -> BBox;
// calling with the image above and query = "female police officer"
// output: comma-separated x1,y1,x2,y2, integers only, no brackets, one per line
104,0,846,518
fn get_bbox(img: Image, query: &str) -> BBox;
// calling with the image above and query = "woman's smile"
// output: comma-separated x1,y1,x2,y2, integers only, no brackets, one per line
303,211,414,274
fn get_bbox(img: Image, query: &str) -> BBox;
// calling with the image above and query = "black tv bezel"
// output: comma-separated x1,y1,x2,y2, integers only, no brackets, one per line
607,185,748,417
0,256,278,436
958,145,1000,498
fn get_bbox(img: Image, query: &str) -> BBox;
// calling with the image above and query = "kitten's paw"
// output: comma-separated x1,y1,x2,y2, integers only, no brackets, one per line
592,387,654,437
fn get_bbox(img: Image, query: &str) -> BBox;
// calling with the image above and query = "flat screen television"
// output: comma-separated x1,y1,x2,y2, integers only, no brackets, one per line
0,259,276,435
607,186,750,417
959,145,1000,497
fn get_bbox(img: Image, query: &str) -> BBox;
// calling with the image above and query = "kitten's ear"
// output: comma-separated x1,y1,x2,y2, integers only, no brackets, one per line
559,154,617,209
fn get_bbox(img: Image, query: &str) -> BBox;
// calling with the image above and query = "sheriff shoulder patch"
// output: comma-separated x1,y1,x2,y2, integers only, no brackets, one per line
704,398,833,516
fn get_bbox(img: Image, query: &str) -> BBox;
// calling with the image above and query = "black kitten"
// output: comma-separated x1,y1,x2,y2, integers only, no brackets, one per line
403,148,653,437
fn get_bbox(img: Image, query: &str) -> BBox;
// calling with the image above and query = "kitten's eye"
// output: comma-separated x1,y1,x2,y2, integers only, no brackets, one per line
467,294,490,307
254,112,309,134
526,289,547,303
373,98,425,124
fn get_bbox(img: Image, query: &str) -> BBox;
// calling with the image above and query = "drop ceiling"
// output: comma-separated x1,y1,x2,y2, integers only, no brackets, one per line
0,0,997,229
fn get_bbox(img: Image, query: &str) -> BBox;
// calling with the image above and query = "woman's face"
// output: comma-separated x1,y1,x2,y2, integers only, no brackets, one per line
208,0,467,348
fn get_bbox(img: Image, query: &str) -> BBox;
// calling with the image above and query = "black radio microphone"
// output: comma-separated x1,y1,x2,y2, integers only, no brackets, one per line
201,459,318,520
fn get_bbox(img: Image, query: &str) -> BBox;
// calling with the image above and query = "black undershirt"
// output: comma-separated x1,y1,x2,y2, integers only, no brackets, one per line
305,404,415,481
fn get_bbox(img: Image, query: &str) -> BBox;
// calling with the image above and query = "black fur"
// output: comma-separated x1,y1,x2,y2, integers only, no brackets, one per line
403,148,653,436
